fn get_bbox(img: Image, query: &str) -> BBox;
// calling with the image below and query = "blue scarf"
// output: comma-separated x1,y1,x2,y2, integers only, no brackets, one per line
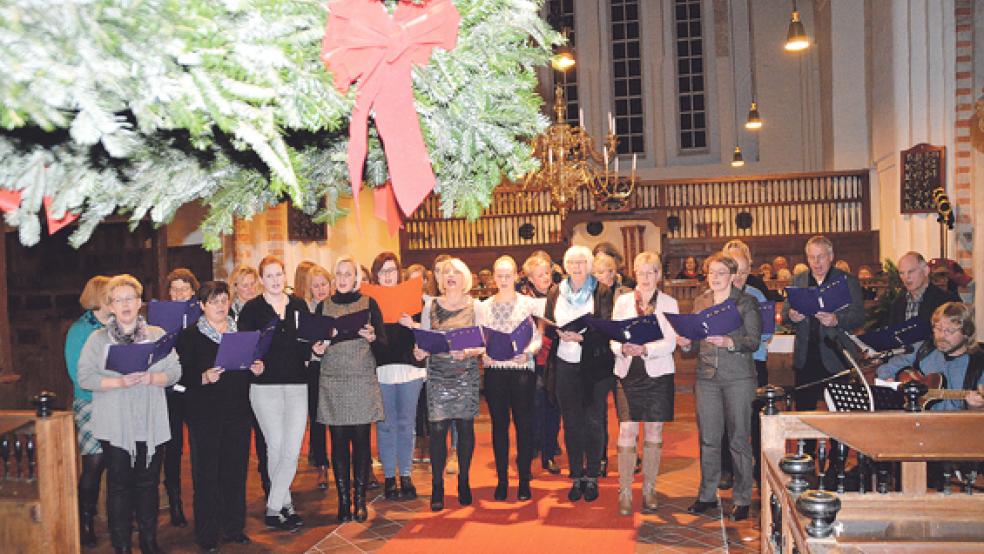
559,275,597,308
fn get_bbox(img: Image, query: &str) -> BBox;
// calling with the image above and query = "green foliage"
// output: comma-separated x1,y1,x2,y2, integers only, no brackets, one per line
865,258,903,330
0,0,560,248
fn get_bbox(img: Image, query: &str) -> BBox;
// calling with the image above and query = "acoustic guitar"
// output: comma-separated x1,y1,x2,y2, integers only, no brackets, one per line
895,367,973,409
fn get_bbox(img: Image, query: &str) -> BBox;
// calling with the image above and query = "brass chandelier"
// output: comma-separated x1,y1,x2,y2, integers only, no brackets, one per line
520,85,637,217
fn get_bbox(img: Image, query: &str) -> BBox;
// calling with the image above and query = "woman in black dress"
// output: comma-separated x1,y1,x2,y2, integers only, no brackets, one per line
177,281,264,550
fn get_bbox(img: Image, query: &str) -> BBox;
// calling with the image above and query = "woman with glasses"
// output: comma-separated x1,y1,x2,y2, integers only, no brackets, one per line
371,252,426,501
177,281,264,550
77,274,182,554
544,245,615,503
162,267,200,528
677,253,761,522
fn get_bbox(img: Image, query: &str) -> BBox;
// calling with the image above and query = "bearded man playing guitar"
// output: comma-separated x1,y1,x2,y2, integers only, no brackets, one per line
876,302,984,411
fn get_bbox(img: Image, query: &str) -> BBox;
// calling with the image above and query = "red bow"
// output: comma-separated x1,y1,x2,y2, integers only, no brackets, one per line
0,190,77,235
321,0,460,232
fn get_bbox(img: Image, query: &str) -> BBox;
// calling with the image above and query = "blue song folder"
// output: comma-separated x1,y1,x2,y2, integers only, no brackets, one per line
857,318,931,352
105,343,155,374
664,300,743,341
534,314,591,340
148,300,202,333
482,318,535,361
759,302,776,335
784,274,852,316
412,326,486,354
253,318,279,359
587,315,664,345
150,331,180,364
332,310,371,342
213,332,262,370
297,311,335,342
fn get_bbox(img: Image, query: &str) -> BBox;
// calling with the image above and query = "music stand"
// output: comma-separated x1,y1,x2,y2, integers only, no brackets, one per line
824,382,904,412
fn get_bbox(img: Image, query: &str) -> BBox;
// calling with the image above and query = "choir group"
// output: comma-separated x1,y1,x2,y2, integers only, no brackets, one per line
62,236,983,553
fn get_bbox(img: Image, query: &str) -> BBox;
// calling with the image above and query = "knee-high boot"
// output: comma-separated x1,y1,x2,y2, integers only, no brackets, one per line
617,446,636,516
641,441,662,514
333,457,352,523
79,453,105,547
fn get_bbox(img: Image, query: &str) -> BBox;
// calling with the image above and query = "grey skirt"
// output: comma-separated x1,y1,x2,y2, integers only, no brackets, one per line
615,358,674,422
426,355,480,421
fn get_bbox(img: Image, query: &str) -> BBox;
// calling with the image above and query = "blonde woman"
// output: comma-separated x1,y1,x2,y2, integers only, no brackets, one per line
228,265,260,321
305,265,333,488
414,258,481,511
610,252,678,516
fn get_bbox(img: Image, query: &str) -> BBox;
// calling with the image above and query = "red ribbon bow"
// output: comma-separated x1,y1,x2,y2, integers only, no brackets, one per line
0,190,77,235
321,0,460,233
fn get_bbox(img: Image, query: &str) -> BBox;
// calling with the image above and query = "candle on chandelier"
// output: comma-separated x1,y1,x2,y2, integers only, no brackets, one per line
579,108,584,127
615,155,619,174
632,153,637,174
603,146,608,168
607,112,613,134
548,148,553,166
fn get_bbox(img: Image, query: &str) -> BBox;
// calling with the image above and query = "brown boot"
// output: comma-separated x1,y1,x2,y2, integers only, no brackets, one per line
641,441,662,514
617,446,636,516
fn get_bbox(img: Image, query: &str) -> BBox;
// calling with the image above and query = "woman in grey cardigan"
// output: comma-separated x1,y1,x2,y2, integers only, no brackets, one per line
676,253,761,523
77,274,181,554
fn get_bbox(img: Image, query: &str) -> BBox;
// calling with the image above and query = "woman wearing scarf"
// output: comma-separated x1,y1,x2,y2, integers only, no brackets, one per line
414,257,482,511
477,255,543,501
228,265,259,321
304,264,333,490
610,252,678,516
77,274,181,554
177,281,264,551
544,245,615,503
65,275,111,547
313,256,386,522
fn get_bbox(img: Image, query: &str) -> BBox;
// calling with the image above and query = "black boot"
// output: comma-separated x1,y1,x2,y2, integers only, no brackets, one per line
167,488,187,528
80,510,98,548
399,475,417,500
353,474,369,522
457,474,472,506
384,477,399,500
430,480,444,511
335,475,352,522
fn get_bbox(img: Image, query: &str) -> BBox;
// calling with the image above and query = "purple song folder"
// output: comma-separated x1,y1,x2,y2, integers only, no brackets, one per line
214,332,261,370
858,318,930,352
413,328,451,355
297,311,334,342
759,302,776,335
587,315,664,345
253,318,279,359
534,314,591,340
482,318,535,361
150,331,180,364
332,310,370,342
105,343,155,374
446,326,485,350
147,300,201,333
664,300,743,341
784,274,852,316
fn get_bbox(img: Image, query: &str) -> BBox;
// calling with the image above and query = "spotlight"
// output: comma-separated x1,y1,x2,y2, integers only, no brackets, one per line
731,145,745,167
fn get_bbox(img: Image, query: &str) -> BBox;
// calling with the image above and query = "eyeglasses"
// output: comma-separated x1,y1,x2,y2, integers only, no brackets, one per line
708,269,733,277
111,295,139,306
932,325,962,337
378,267,399,275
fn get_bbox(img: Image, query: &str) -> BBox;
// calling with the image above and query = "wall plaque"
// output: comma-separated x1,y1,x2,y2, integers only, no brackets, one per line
900,143,945,214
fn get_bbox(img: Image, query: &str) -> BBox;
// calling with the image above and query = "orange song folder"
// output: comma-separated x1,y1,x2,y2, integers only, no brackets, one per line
361,276,424,323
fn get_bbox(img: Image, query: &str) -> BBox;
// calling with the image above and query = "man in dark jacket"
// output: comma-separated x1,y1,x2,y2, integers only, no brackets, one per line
888,251,961,327
782,236,866,412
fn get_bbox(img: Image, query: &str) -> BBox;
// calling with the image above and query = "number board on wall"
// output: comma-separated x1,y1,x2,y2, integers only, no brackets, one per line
900,143,945,214
287,201,327,241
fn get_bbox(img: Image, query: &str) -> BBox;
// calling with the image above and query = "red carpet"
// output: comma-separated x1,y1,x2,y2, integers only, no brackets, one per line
377,404,701,553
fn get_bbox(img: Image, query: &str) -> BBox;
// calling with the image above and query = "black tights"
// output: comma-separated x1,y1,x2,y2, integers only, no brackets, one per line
429,419,475,484
329,424,371,489
79,453,106,515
